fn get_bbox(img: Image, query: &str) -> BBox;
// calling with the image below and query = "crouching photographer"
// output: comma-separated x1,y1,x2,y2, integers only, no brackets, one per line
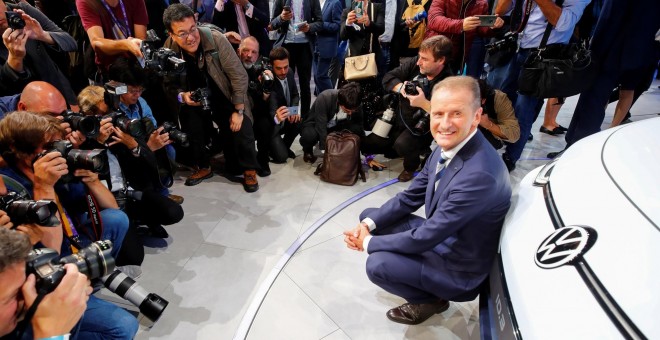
0,228,90,340
0,112,138,339
77,83,184,240
362,35,453,182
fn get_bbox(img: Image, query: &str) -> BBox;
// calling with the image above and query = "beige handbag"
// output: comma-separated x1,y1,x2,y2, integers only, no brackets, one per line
344,3,377,81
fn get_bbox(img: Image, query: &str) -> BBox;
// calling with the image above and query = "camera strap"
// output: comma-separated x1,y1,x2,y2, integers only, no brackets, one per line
511,0,535,34
55,195,82,254
84,191,104,242
14,293,47,340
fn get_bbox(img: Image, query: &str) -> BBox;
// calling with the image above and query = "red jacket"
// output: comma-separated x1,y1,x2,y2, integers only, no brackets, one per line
425,0,493,68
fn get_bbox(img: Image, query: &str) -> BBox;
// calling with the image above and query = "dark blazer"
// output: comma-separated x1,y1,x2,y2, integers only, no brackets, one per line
270,0,324,51
0,2,77,104
339,1,385,57
315,0,343,58
365,131,512,300
269,69,300,121
211,0,273,56
302,88,364,149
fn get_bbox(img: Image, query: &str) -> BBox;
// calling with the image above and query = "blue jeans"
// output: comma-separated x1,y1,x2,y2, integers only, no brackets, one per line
75,295,139,340
500,50,543,163
62,209,129,260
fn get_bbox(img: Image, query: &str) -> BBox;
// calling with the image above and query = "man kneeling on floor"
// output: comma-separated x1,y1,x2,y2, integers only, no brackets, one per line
344,76,512,325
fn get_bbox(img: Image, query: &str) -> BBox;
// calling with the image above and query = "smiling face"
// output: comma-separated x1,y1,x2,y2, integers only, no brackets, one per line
168,17,200,55
430,86,481,151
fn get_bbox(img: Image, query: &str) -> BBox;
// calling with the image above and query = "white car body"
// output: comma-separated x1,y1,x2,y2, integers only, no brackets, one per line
482,118,660,339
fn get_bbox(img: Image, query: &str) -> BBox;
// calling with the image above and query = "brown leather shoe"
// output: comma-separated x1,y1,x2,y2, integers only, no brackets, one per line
303,152,317,164
397,169,415,182
386,300,450,325
243,170,259,192
185,168,213,186
168,194,184,205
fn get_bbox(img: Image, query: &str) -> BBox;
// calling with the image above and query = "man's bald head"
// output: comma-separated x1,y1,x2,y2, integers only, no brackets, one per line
18,81,67,116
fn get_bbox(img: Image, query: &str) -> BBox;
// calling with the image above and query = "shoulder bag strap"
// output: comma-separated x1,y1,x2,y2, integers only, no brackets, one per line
539,0,564,48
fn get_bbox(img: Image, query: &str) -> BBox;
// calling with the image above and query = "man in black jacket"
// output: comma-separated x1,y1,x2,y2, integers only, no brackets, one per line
299,82,363,163
268,46,301,163
0,0,78,106
363,35,453,182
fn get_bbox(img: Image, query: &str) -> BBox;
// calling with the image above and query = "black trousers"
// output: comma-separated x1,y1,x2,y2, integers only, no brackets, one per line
252,108,274,169
283,42,312,118
127,190,184,226
213,109,260,173
362,129,433,172
271,121,300,163
179,105,214,169
299,124,319,154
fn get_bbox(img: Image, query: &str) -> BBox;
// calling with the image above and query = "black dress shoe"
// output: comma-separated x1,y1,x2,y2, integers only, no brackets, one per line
556,125,568,132
257,165,271,177
547,151,562,159
527,134,533,142
287,149,296,159
539,126,560,136
397,169,415,182
386,300,450,325
502,154,516,172
147,224,169,238
303,152,317,164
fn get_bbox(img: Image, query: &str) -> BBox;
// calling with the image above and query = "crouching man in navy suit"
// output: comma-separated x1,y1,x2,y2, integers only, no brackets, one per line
344,76,512,325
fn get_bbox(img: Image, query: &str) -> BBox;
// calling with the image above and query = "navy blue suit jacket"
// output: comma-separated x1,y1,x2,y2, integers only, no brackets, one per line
365,131,512,300
315,0,343,58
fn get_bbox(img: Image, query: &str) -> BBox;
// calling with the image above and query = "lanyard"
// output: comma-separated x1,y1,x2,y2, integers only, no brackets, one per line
101,0,131,38
55,195,80,254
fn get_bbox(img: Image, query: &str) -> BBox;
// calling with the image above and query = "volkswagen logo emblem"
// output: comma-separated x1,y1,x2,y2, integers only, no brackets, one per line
535,226,597,269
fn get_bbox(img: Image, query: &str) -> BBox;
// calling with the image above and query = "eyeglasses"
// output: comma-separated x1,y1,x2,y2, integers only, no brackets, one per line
128,87,145,94
173,26,198,40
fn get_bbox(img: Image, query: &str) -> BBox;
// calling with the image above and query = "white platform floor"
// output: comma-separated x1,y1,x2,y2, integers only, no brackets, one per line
98,80,660,339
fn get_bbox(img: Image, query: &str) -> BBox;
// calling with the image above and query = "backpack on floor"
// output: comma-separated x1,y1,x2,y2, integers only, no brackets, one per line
314,130,366,186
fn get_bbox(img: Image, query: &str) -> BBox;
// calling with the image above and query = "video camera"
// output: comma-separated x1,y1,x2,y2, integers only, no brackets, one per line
140,30,185,75
247,56,274,94
0,191,58,227
26,241,169,322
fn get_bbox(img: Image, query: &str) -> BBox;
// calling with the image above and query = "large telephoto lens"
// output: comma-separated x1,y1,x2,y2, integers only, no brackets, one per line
59,240,115,280
102,271,169,322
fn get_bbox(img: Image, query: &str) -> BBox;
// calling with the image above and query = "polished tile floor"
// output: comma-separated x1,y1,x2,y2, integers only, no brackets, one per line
100,81,660,339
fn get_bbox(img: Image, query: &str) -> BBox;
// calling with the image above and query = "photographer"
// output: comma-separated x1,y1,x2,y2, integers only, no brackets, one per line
363,35,453,182
0,112,138,339
268,47,302,164
77,85,184,240
0,228,89,339
163,4,260,192
299,82,363,163
239,36,274,177
0,1,78,106
476,79,520,149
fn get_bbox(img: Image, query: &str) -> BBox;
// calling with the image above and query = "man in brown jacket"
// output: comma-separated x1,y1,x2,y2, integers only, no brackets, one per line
163,4,260,192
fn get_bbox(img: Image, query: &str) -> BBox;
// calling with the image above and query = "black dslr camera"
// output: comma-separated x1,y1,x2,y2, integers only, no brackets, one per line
37,140,108,178
411,110,430,135
62,110,100,138
26,240,114,294
247,56,274,94
102,81,147,138
27,240,170,322
190,87,211,111
0,191,58,227
5,11,25,30
486,31,518,53
404,76,430,96
143,120,189,147
140,29,185,75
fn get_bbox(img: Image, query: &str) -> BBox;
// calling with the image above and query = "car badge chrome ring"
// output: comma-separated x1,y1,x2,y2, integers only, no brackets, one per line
535,226,597,269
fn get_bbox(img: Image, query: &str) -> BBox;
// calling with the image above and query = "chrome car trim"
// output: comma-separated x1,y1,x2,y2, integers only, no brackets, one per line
543,183,647,340
601,130,660,232
533,155,561,187
491,253,522,340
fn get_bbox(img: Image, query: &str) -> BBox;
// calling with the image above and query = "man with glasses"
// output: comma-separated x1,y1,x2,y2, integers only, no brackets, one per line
163,4,260,192
299,81,363,163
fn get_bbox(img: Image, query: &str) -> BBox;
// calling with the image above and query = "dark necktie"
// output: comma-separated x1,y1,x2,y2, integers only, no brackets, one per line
283,79,290,105
434,152,449,190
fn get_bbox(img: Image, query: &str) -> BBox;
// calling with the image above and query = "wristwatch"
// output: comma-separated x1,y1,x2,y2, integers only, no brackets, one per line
236,108,245,115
